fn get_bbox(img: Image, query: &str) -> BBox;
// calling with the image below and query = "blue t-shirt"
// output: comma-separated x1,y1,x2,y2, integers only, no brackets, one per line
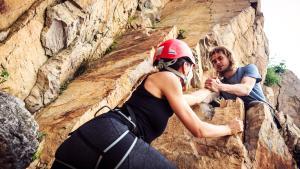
220,64,266,109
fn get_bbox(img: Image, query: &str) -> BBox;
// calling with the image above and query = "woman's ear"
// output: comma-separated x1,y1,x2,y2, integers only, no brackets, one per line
183,62,190,75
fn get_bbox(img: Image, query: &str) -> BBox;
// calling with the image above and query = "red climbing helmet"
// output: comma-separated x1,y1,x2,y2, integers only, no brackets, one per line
153,39,195,64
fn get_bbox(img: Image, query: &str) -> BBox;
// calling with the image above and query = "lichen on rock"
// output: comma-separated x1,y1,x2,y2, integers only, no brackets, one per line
0,92,39,169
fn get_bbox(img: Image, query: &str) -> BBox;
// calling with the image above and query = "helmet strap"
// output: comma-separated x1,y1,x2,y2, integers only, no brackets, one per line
157,60,188,85
165,66,188,85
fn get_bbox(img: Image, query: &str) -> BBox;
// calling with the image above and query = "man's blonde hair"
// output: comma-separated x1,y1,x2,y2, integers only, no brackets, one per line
208,46,236,71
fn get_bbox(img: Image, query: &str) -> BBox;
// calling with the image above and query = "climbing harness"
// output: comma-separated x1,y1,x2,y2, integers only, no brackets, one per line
55,105,139,169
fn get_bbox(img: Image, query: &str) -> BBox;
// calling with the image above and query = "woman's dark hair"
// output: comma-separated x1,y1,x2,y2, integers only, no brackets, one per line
154,57,193,71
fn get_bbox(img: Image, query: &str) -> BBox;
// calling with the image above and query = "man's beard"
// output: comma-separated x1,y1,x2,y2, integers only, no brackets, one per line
218,63,232,77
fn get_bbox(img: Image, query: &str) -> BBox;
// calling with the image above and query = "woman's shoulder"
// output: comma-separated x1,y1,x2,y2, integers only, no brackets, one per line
148,71,179,83
142,71,181,99
146,71,182,91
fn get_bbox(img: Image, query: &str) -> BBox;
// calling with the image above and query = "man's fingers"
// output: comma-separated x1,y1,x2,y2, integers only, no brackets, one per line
205,83,212,88
205,80,211,83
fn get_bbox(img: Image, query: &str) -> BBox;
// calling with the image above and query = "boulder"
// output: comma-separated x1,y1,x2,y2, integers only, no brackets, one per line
272,70,300,128
244,103,296,168
276,110,300,166
0,92,38,169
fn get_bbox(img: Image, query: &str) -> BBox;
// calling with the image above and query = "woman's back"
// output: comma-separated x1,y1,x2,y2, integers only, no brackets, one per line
122,72,174,143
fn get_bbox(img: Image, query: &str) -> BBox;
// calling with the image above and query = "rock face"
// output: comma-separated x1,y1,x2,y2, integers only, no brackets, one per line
0,0,55,100
31,26,177,168
157,0,268,87
24,0,139,113
152,98,250,169
201,7,268,82
0,0,37,30
0,92,39,169
23,0,171,113
0,0,169,112
244,103,296,168
271,70,300,128
1,0,299,168
153,99,297,169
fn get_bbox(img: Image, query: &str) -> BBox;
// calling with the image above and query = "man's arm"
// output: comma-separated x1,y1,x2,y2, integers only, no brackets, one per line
205,76,256,96
219,76,256,96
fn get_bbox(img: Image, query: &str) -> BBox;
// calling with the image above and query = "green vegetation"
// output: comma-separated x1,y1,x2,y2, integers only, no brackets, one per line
264,67,280,86
273,62,287,74
127,15,137,25
37,131,46,142
32,131,47,161
32,150,41,161
104,40,118,55
264,62,286,87
59,80,71,93
0,68,9,84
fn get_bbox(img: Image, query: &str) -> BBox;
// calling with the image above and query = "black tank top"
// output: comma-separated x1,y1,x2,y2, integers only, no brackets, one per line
121,77,173,143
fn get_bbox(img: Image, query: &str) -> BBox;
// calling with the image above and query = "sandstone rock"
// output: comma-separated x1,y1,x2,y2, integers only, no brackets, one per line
250,0,261,14
275,110,300,166
245,103,296,168
0,28,9,41
42,1,85,56
88,0,139,60
26,0,141,113
0,0,55,100
263,84,300,167
72,0,98,11
153,98,298,169
205,7,268,81
157,0,268,87
272,70,300,128
152,98,250,169
263,86,276,107
0,0,37,30
24,42,93,113
126,0,171,30
0,92,39,169
31,26,177,168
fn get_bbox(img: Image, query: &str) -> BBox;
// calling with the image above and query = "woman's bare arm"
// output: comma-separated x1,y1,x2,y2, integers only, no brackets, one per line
183,89,219,106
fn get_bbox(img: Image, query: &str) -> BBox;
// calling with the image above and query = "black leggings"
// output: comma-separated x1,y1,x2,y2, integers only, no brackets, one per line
51,113,176,169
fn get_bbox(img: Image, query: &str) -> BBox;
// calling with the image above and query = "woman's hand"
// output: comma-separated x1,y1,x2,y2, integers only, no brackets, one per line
227,118,244,135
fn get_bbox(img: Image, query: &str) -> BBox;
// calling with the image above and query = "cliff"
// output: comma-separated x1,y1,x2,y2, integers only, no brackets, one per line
266,70,300,128
0,0,299,168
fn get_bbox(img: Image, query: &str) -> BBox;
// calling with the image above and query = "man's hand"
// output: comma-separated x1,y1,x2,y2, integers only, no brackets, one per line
205,77,222,93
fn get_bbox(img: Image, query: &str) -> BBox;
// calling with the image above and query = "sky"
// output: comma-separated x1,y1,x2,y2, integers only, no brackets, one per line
261,0,300,78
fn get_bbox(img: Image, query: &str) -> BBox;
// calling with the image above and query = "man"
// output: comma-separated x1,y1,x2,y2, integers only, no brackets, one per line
205,46,300,166
204,46,266,110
